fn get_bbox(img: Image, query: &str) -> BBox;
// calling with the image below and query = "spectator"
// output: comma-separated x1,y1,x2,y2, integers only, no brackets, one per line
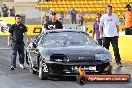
45,15,49,22
99,5,122,67
8,15,29,70
1,4,9,17
78,11,84,26
92,13,102,46
60,11,64,20
69,8,77,24
123,4,132,35
10,7,15,17
44,12,63,30
44,10,50,22
48,9,54,21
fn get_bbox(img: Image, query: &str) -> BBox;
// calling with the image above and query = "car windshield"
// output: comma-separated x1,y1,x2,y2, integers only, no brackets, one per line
40,32,97,47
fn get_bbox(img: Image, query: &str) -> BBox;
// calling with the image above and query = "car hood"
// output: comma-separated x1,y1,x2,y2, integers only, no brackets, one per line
38,45,111,60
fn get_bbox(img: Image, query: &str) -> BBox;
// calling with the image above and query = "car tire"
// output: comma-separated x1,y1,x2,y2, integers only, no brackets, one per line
106,66,112,74
39,60,47,80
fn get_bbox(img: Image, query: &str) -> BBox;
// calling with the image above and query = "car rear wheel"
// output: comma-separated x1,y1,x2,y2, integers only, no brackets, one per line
39,60,47,80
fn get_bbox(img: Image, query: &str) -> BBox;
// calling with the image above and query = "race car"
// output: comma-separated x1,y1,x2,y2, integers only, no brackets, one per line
26,29,112,80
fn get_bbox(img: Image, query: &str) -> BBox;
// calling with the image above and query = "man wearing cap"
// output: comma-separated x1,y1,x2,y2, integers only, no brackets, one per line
44,12,63,30
123,4,132,35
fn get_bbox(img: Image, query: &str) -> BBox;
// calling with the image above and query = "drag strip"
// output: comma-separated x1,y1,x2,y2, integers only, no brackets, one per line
0,36,132,88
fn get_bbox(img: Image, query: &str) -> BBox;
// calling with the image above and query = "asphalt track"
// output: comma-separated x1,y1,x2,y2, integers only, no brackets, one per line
0,36,132,88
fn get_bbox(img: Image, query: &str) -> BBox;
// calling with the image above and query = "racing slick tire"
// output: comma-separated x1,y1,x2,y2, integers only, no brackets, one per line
39,60,47,80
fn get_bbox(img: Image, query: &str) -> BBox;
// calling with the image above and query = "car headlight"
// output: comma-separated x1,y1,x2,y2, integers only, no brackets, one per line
95,54,112,61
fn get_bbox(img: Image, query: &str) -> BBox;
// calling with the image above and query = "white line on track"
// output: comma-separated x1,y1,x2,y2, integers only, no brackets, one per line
0,47,11,50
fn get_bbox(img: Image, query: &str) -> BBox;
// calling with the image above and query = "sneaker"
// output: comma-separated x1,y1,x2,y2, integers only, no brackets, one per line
11,66,15,70
117,62,123,67
20,64,25,69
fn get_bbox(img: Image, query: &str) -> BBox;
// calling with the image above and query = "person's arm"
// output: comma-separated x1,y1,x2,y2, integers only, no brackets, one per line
23,25,29,45
99,26,103,38
8,33,12,47
116,25,119,34
8,25,13,47
24,32,29,45
99,16,104,38
44,22,49,30
115,14,120,35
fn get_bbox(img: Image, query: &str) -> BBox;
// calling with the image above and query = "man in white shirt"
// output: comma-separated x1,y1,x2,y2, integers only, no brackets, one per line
99,5,122,67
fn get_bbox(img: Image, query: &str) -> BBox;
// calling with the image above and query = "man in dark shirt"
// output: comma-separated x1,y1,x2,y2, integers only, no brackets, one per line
69,8,77,24
8,15,29,70
1,4,8,17
44,12,63,30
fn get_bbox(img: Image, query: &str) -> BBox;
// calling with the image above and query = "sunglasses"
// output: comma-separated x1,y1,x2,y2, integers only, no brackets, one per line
17,18,21,19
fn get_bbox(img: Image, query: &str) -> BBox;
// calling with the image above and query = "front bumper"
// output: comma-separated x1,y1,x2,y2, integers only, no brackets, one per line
43,60,112,76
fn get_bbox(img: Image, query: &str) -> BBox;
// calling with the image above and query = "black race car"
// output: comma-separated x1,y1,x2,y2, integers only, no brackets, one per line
26,29,112,80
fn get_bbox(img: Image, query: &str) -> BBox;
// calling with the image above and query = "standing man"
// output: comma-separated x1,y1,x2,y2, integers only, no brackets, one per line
69,8,77,24
1,4,9,17
10,7,15,17
48,9,54,21
8,15,29,70
123,4,132,35
78,11,84,26
44,12,63,30
92,13,102,46
99,5,122,67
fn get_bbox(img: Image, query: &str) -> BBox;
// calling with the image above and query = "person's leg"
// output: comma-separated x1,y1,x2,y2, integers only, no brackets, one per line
130,28,132,35
125,28,130,35
100,39,103,46
11,43,17,67
103,37,110,50
97,39,103,46
71,17,74,24
18,44,25,65
111,36,121,64
74,18,77,24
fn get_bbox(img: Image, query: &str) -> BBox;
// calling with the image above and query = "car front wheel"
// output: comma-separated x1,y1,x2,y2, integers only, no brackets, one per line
39,60,47,80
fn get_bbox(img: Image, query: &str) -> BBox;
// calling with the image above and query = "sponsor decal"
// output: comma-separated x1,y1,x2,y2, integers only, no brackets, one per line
77,66,131,85
42,63,48,72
